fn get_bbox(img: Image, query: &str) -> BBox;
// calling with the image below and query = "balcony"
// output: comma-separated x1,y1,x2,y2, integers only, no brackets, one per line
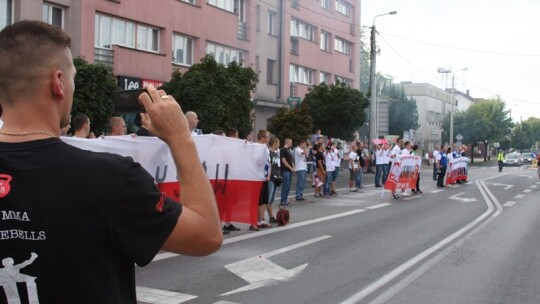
290,37,299,55
238,21,248,41
94,48,113,67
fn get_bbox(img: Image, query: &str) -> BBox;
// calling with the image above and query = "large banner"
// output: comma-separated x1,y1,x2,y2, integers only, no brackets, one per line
63,135,268,225
446,157,469,184
384,155,422,192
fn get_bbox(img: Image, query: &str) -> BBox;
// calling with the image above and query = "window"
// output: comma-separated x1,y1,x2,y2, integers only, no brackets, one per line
335,0,352,17
0,0,12,30
321,0,330,10
207,0,234,13
172,34,193,66
335,75,352,86
267,59,277,84
95,14,159,52
256,5,260,32
320,71,330,84
137,25,159,52
206,42,244,65
290,64,313,85
268,11,278,36
182,0,196,4
320,31,331,52
290,18,315,41
334,37,352,55
291,0,299,9
43,3,64,28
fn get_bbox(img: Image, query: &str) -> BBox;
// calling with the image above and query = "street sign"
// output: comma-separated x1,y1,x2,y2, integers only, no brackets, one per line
287,96,302,107
456,133,463,141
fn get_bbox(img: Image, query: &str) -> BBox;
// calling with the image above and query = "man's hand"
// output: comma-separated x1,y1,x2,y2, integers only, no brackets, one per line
139,85,189,144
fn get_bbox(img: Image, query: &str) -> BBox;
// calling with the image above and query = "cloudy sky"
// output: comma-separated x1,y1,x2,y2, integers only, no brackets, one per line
361,0,540,122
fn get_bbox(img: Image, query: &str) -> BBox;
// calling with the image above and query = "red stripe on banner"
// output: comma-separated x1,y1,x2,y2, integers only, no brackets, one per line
157,180,262,225
384,161,420,191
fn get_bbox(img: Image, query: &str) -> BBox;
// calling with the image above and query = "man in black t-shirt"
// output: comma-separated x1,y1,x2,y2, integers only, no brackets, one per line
0,21,222,303
280,138,295,205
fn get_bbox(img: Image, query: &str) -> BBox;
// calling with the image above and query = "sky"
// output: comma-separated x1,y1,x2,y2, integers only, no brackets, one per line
361,0,540,122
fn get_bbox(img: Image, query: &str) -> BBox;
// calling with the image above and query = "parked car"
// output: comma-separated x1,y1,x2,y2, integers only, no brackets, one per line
521,152,533,163
503,153,523,166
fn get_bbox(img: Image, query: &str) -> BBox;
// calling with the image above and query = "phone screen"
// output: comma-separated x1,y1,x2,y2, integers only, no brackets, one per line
113,89,147,114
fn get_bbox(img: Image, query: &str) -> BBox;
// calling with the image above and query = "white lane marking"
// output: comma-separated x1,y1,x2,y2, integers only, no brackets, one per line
488,182,513,190
136,286,197,304
503,201,516,207
430,189,445,193
221,235,331,296
153,210,365,262
536,182,540,185
515,194,525,199
523,189,532,193
215,301,242,304
366,203,392,210
340,179,500,304
531,185,538,188
448,192,478,203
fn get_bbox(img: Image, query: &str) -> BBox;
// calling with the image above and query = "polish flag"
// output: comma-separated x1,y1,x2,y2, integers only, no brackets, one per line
63,135,268,225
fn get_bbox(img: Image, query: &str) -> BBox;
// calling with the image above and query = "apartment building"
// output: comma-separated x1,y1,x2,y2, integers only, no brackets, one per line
400,82,453,151
2,0,360,131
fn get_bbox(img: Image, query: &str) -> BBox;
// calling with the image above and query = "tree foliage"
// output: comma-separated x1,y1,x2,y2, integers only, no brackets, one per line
72,57,117,135
161,55,258,138
511,117,540,151
384,84,420,136
446,96,513,161
267,104,312,144
302,81,369,140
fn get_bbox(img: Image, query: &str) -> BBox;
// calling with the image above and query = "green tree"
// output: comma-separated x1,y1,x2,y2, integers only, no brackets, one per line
302,81,369,140
452,97,513,161
359,31,370,93
72,57,117,135
512,117,540,150
161,55,258,137
387,85,420,136
267,104,312,144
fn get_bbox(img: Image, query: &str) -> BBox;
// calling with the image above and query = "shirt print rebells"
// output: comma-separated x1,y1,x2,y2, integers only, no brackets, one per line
0,172,45,303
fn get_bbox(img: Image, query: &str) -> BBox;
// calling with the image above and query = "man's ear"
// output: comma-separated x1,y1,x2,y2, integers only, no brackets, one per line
51,70,65,100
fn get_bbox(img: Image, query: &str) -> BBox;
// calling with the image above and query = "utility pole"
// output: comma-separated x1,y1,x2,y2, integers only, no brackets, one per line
368,11,396,148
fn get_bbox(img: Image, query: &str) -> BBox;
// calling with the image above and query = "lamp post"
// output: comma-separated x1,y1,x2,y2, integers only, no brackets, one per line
369,10,396,147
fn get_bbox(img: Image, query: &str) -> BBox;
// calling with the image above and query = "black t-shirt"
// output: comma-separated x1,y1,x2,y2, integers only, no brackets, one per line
315,151,326,170
0,138,182,303
280,147,293,172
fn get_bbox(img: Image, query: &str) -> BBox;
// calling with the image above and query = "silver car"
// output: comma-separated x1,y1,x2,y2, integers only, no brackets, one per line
521,152,533,163
503,153,523,166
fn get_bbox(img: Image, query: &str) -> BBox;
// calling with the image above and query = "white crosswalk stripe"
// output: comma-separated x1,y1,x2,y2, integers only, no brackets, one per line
136,286,197,304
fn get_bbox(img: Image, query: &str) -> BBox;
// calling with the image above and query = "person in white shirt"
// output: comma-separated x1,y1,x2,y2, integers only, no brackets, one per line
294,140,308,201
432,145,440,181
348,143,359,192
331,142,342,194
185,111,200,136
323,144,336,195
381,143,391,184
374,144,384,187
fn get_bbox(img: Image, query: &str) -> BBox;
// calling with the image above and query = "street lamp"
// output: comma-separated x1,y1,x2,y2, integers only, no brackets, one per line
369,10,396,147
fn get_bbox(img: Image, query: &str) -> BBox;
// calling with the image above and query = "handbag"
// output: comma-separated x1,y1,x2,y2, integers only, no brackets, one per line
272,175,283,187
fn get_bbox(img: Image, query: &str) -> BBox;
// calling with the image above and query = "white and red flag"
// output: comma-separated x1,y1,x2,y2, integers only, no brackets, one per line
63,135,268,225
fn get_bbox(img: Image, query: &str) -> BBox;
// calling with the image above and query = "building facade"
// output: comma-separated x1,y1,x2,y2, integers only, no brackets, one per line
2,0,360,133
401,82,453,152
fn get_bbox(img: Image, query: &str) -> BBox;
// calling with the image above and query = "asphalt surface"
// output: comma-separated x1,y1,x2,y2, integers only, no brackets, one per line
135,162,540,304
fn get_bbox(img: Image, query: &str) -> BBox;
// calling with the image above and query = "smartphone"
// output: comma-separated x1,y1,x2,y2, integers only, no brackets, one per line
113,89,147,114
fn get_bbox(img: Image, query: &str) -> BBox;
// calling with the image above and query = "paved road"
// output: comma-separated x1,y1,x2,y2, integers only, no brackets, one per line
135,164,540,304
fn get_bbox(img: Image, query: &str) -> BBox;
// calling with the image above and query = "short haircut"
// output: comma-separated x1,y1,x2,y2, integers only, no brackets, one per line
109,116,125,128
72,114,89,131
269,137,280,147
226,128,238,137
0,20,72,104
257,129,268,140
213,130,225,135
